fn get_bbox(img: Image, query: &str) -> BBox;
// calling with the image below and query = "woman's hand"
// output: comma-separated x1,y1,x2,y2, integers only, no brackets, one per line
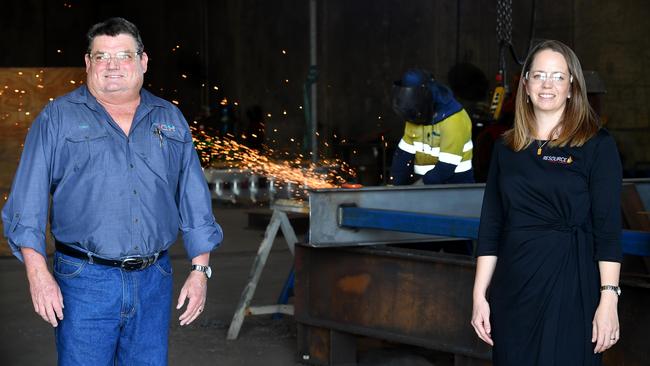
592,292,619,353
471,296,494,346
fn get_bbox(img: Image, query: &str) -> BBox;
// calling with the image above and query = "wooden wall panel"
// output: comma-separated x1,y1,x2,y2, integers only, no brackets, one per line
0,67,86,256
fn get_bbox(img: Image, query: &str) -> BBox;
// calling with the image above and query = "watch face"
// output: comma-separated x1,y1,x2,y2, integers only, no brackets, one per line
205,266,212,279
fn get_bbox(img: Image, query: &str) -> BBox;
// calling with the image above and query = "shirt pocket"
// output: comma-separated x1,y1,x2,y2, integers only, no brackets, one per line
148,125,191,183
64,130,109,175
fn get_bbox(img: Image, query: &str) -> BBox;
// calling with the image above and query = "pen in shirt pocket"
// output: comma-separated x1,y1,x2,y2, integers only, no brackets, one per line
154,127,163,148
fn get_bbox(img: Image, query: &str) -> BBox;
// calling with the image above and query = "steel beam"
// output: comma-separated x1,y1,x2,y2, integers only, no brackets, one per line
294,244,492,362
295,244,650,366
339,206,480,239
309,184,485,247
338,206,650,256
308,179,650,249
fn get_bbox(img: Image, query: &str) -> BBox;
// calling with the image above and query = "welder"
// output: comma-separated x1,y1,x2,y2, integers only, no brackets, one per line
390,69,474,185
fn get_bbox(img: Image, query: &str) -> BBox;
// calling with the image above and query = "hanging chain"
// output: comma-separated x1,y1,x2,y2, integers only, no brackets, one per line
496,0,513,44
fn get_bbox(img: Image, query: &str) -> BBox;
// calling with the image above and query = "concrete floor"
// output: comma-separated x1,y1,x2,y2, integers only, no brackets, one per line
0,203,300,366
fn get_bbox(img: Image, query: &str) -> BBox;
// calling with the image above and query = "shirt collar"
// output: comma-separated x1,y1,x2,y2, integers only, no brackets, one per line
68,85,166,110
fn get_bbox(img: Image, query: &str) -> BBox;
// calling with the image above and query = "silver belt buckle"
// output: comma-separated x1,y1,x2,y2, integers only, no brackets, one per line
120,257,142,270
121,252,160,270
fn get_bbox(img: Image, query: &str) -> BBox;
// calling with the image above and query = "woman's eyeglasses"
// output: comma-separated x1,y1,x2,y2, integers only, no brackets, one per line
525,71,573,85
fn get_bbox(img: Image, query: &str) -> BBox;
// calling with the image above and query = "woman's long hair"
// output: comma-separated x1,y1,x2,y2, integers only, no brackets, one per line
503,40,599,151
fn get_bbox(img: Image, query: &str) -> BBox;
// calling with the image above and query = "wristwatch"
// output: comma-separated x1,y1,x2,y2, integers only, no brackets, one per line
191,264,212,279
600,285,621,297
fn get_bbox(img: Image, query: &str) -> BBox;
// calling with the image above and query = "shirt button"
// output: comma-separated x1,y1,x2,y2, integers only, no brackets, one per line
130,164,134,168
133,190,137,195
134,218,139,223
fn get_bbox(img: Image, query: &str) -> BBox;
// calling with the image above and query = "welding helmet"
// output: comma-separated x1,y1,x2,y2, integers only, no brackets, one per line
391,69,434,125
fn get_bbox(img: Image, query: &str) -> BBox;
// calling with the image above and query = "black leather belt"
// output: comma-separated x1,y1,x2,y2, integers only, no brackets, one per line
55,240,166,271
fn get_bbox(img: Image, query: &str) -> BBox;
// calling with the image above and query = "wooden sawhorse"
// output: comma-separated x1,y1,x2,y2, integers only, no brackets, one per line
226,199,306,340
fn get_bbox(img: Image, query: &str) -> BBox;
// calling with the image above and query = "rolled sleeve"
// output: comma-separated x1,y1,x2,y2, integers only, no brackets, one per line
2,104,56,262
176,115,223,260
181,221,223,259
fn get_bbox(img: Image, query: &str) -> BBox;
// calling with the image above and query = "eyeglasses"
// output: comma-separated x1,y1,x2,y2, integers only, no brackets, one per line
88,51,142,64
525,71,573,85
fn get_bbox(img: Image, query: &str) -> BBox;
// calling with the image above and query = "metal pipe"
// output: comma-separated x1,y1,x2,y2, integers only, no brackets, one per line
310,0,318,162
200,0,210,115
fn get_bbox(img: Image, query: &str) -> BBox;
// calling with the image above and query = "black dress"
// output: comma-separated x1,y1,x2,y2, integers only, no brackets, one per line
476,129,623,366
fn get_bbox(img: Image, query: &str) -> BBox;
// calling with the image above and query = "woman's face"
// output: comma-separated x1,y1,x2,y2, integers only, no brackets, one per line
525,49,572,116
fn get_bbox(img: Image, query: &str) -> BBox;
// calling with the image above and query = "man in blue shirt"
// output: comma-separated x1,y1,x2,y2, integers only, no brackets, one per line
1,17,223,364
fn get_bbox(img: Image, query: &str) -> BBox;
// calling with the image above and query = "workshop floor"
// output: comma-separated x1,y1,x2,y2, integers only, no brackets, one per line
0,203,456,366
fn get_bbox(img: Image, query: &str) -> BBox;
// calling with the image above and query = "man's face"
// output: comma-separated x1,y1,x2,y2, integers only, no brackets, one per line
85,33,148,99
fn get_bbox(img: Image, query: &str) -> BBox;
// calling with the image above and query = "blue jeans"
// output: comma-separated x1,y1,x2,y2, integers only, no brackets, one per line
53,251,173,366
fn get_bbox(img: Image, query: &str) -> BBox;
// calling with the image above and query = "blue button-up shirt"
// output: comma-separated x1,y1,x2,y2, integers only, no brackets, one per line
2,85,223,261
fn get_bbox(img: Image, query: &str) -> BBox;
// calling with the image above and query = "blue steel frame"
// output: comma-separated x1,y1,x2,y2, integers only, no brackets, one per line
339,206,650,256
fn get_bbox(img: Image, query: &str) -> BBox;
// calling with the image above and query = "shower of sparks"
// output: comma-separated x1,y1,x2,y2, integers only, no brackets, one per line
191,126,356,189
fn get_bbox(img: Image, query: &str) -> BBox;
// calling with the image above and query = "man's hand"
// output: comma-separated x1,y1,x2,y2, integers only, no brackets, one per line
22,248,64,327
176,270,207,326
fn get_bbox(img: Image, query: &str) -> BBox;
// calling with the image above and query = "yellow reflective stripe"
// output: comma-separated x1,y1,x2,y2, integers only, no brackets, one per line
463,140,473,152
414,164,435,175
398,139,416,154
438,152,462,165
455,160,472,172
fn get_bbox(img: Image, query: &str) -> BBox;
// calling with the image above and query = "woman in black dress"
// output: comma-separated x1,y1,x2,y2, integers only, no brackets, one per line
471,40,622,365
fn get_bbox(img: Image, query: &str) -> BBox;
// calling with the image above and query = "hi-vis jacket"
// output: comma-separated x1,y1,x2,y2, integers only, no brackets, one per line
391,109,474,185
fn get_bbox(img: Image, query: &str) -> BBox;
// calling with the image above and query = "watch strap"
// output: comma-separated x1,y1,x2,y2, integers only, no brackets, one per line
600,285,621,296
192,264,211,279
